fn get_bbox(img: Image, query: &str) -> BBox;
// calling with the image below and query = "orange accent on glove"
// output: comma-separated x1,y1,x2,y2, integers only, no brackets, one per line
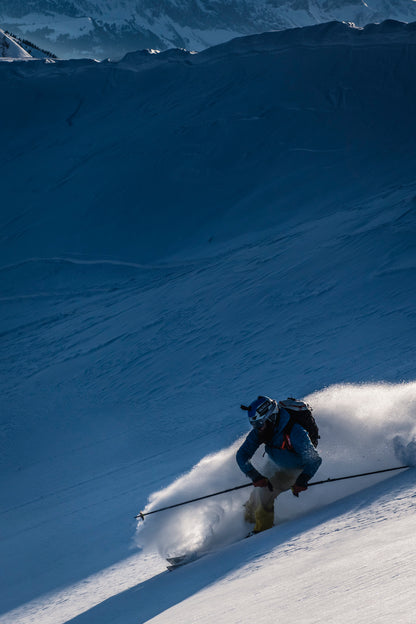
253,477,273,491
291,484,308,497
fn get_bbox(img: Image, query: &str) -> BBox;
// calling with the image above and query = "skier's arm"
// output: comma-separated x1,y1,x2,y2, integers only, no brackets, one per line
290,424,322,486
236,429,264,482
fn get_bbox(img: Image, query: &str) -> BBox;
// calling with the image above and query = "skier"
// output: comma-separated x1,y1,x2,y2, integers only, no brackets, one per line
236,395,322,534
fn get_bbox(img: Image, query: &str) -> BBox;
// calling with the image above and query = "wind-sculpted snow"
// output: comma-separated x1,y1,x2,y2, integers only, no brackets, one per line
136,382,416,558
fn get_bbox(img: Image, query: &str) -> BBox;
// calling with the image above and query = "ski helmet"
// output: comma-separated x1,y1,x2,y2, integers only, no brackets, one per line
241,396,278,429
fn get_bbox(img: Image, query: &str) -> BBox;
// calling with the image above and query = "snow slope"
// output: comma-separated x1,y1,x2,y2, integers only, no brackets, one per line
0,0,416,58
1,19,416,624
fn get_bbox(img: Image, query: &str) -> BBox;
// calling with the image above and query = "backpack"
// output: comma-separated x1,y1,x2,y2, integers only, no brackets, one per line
278,398,320,447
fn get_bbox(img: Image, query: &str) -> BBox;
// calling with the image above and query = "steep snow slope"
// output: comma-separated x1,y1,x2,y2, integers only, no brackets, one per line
0,0,416,58
1,20,416,624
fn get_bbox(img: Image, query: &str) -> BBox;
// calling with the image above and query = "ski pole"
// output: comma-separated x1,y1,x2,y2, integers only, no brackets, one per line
136,483,252,520
135,464,410,520
308,464,410,487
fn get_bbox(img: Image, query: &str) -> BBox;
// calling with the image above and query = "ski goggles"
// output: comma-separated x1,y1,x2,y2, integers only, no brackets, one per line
246,396,277,429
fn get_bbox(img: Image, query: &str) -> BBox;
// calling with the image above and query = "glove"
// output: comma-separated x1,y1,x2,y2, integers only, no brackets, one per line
253,477,273,491
291,484,308,497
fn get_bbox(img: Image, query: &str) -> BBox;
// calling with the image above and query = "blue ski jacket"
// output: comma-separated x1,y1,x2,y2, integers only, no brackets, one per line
236,407,322,486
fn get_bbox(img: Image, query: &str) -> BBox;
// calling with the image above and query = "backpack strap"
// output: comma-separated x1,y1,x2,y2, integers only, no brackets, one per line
280,417,295,451
263,414,295,451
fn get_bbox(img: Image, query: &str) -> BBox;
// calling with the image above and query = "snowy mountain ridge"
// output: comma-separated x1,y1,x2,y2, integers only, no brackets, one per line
0,0,416,58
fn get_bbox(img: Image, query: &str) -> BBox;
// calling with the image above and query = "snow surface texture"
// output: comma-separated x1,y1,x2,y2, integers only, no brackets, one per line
0,0,416,58
1,19,416,624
